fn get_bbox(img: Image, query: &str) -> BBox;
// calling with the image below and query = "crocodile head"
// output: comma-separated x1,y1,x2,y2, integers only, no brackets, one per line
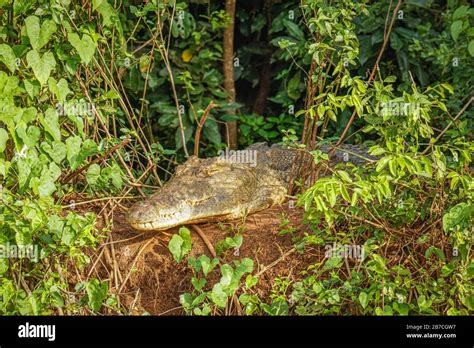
126,156,259,231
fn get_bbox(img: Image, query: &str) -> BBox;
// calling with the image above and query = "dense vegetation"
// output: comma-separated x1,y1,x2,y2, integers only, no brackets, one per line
0,0,472,315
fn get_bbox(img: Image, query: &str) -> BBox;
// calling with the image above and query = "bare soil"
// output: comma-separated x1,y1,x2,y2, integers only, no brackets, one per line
86,203,323,315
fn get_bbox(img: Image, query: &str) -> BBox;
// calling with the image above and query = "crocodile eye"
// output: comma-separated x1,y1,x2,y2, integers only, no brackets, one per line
189,196,212,205
200,167,222,177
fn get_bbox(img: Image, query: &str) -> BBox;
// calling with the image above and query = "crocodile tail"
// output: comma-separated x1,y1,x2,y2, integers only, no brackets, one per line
321,144,376,166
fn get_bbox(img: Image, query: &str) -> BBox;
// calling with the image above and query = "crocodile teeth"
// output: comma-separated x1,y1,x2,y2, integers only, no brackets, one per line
130,205,194,231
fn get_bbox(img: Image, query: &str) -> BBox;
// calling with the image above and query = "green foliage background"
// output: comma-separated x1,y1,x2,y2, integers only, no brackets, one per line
0,0,472,315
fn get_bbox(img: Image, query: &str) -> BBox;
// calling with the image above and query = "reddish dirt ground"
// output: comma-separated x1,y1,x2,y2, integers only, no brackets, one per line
87,203,322,315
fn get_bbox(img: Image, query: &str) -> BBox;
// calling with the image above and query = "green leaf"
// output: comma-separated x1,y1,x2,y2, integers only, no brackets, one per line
466,262,474,279
157,112,178,127
168,227,192,263
26,50,56,86
337,170,352,183
317,104,326,119
202,118,221,145
39,108,61,141
263,300,289,315
191,277,206,292
14,0,37,15
175,125,193,150
453,6,469,20
468,40,474,57
245,275,258,288
179,227,192,252
354,79,367,93
327,109,337,122
393,302,409,316
93,0,120,30
340,184,350,202
369,146,386,156
41,141,66,164
21,109,39,125
425,246,446,261
350,191,358,207
85,279,108,312
24,16,57,50
225,234,243,248
17,157,31,189
48,162,61,181
50,287,64,308
440,83,454,95
359,292,369,309
287,71,302,100
219,264,233,288
442,202,473,233
86,164,101,185
68,33,97,65
199,255,219,276
0,258,9,275
390,31,403,50
66,135,82,169
0,128,8,153
417,295,427,309
450,20,463,41
109,164,123,189
48,214,64,237
15,225,32,245
37,177,56,197
0,72,19,102
75,139,98,169
238,258,254,274
48,78,71,103
376,156,391,172
283,19,305,42
210,283,227,308
24,79,40,98
322,256,343,272
251,13,266,33
461,294,474,311
179,293,193,310
188,257,201,273
0,44,17,73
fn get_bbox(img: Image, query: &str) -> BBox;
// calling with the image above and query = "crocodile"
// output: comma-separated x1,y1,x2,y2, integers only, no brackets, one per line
126,143,374,231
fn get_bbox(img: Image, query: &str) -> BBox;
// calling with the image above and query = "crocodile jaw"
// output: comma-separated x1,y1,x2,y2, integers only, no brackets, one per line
129,214,230,231
127,203,198,231
127,200,239,231
127,205,193,231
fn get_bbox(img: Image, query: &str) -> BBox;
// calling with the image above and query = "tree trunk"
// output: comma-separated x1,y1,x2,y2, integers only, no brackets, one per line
253,0,273,115
223,0,238,149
